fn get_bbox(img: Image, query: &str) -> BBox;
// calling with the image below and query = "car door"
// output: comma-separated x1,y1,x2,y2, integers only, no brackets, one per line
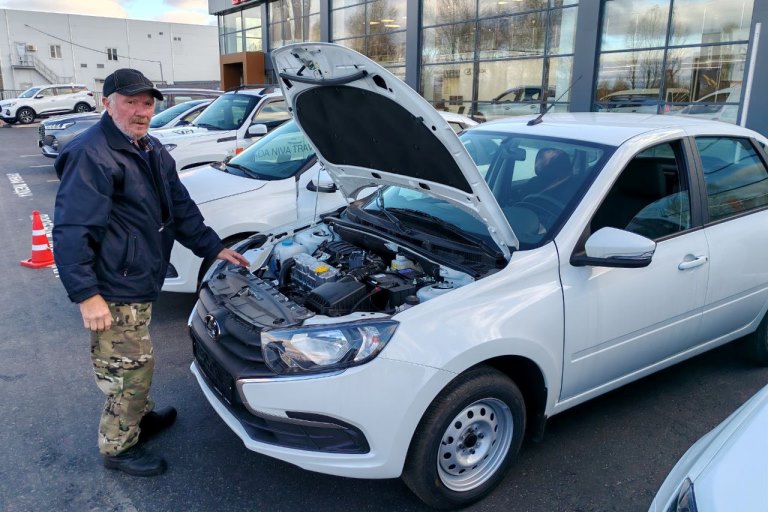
53,86,75,112
36,87,58,115
695,136,768,341
559,139,710,400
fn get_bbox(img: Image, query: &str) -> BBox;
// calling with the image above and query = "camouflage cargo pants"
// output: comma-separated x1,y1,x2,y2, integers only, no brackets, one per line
90,302,155,455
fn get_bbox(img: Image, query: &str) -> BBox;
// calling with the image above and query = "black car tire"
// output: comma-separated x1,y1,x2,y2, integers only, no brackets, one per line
744,312,768,366
17,108,35,124
4,119,18,125
402,366,525,510
74,103,92,113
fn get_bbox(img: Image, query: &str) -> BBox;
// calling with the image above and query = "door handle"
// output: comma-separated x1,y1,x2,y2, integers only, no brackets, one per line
678,255,708,270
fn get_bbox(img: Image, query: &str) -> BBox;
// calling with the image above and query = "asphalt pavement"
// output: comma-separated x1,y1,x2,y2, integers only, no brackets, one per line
1,123,767,512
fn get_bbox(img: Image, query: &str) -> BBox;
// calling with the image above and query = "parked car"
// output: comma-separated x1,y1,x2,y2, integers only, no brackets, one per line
649,384,768,512
39,99,213,158
164,111,477,293
672,86,741,124
0,84,95,124
473,85,556,121
151,87,222,114
152,85,291,170
190,43,768,510
598,88,690,113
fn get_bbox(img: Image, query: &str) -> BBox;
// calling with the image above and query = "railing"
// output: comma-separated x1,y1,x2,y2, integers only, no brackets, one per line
12,55,73,84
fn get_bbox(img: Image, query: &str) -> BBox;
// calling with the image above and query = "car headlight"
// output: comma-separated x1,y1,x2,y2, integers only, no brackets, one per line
667,478,698,512
262,320,399,375
4,102,16,108
163,143,177,151
46,121,75,130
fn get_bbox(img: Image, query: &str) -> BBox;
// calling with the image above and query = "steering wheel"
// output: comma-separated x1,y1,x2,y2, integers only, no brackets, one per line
516,193,565,226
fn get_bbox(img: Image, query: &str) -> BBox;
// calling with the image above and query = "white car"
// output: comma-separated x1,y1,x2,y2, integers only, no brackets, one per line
152,85,290,170
649,384,768,512
164,111,477,293
673,86,741,124
189,43,768,509
0,84,95,124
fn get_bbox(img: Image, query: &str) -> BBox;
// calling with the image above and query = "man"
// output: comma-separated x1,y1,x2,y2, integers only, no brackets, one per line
53,68,249,477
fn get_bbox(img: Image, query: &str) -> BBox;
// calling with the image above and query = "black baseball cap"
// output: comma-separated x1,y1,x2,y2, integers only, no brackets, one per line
103,68,164,100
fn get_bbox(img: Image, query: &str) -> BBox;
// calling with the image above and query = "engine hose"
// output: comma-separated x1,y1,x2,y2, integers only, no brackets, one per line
278,257,296,287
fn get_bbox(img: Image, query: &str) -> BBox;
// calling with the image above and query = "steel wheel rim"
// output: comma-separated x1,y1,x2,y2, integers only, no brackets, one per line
75,104,88,112
19,110,33,123
436,398,514,492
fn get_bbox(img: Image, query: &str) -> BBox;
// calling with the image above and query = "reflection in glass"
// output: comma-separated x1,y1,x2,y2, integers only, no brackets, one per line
221,32,244,54
335,36,367,55
422,0,475,27
332,4,366,39
477,58,545,102
367,0,407,34
547,56,574,103
670,0,753,45
478,12,548,59
368,31,407,66
663,44,747,101
245,28,262,51
422,23,476,63
222,11,242,33
420,63,475,113
595,50,664,101
601,0,669,51
479,0,547,18
548,7,577,55
243,8,261,30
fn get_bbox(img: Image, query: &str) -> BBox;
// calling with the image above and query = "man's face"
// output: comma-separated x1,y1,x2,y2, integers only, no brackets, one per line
103,91,155,140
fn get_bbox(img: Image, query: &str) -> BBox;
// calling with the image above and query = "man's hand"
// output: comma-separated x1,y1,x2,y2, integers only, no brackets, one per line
79,295,112,332
217,247,250,267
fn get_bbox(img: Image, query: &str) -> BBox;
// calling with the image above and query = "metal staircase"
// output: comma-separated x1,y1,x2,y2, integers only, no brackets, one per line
12,55,73,84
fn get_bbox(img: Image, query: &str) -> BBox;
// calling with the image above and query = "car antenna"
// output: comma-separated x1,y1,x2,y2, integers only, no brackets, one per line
527,75,583,126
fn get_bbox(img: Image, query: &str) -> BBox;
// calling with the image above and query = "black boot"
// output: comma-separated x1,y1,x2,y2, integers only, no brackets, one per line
104,445,167,476
139,406,177,443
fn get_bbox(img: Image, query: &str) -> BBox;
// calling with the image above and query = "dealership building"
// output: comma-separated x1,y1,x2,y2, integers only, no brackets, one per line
207,0,768,135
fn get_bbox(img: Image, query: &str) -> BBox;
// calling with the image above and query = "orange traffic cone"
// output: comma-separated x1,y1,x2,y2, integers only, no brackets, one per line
20,210,55,269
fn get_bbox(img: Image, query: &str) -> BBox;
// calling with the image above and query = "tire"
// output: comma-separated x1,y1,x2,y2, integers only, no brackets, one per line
4,119,18,125
17,107,35,124
744,313,768,366
402,366,526,510
74,102,91,113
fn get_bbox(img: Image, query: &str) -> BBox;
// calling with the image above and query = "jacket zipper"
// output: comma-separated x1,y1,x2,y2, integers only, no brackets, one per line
123,234,137,277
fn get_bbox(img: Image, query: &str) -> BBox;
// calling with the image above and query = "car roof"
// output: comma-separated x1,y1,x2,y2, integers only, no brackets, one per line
157,87,222,93
474,112,764,146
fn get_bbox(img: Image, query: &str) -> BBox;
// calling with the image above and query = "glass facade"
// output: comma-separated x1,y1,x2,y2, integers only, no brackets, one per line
420,0,578,120
268,0,322,50
597,0,753,122
330,0,408,78
220,8,262,53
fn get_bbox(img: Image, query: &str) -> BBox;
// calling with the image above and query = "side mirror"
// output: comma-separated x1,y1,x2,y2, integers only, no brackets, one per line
247,124,268,137
307,173,338,193
36,94,44,99
570,227,656,268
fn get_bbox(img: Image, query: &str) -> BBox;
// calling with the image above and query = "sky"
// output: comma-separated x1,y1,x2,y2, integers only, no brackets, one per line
0,0,216,25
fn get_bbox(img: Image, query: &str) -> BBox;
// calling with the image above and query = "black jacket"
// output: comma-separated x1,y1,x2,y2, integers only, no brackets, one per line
53,113,223,304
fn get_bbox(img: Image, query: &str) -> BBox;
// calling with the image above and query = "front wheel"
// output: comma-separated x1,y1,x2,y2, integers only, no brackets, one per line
17,107,35,124
402,366,526,510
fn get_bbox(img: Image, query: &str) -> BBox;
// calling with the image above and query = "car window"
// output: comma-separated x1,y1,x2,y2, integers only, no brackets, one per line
592,141,691,240
149,100,206,128
38,88,54,98
193,93,260,131
696,137,768,222
460,130,613,247
180,105,206,125
252,100,291,129
226,120,315,180
55,87,74,95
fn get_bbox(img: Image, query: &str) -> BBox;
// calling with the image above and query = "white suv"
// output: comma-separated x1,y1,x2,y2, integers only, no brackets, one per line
152,85,290,170
0,84,95,124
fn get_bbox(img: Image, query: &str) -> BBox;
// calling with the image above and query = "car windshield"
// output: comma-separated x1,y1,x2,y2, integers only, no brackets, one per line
19,87,42,98
193,93,260,131
149,100,206,128
459,130,614,248
226,120,315,180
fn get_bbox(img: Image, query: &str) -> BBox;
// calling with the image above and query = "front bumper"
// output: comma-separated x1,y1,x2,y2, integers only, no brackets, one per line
191,309,450,480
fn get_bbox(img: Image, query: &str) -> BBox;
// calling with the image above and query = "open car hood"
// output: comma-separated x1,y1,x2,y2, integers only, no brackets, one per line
271,43,518,255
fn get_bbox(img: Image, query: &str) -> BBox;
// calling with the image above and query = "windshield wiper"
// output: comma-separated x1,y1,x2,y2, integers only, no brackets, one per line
226,163,268,180
375,189,412,234
194,122,225,131
387,207,503,257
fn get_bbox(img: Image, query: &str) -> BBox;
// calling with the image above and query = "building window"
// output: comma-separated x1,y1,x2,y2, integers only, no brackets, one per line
420,1,578,119
330,0,407,76
107,48,118,61
97,64,105,69
596,0,754,122
50,45,62,59
269,0,320,51
80,63,87,68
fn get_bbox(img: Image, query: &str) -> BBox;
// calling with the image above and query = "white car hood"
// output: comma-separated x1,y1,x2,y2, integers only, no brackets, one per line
152,125,233,143
181,164,268,205
271,43,518,255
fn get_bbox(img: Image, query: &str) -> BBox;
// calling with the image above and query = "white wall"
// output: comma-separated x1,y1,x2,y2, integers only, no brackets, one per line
0,8,219,92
